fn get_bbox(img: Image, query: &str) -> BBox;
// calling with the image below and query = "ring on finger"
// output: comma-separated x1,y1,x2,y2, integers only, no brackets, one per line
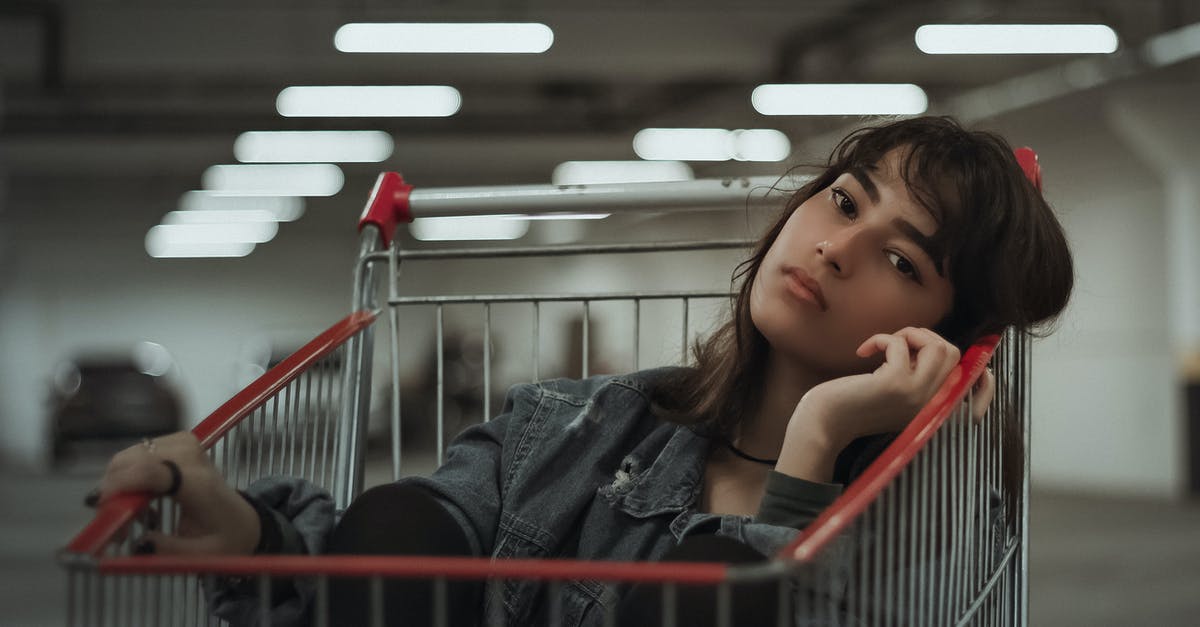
141,437,156,453
161,460,183,497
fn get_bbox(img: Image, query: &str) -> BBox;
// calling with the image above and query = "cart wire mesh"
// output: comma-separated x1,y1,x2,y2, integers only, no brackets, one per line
61,171,1036,627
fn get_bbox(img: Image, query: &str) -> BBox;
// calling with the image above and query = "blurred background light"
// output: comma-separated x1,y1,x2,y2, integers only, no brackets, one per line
234,131,394,163
633,128,791,162
751,84,928,115
162,209,278,225
144,240,257,259
410,215,530,241
131,341,174,377
276,86,462,118
551,161,695,185
334,23,554,53
915,24,1119,55
146,222,278,246
1144,21,1200,66
202,164,344,197
179,193,306,222
634,128,734,161
731,129,792,161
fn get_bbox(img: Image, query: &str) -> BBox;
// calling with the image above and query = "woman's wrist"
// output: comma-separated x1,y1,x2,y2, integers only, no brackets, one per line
775,398,847,484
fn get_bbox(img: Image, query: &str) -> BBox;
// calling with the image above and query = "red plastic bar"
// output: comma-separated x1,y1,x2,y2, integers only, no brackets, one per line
779,334,1000,561
97,554,731,585
1014,147,1042,192
358,172,414,248
65,310,378,557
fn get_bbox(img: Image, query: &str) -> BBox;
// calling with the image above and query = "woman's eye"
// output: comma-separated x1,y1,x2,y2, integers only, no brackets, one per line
831,187,857,218
886,251,920,281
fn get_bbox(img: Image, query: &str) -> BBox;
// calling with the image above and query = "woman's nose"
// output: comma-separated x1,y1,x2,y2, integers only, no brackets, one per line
817,226,865,276
817,238,845,275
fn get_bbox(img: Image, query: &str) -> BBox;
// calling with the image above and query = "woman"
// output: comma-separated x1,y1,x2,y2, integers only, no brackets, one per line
90,116,1074,626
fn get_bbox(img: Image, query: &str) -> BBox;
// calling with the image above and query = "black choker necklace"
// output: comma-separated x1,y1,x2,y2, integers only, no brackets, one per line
722,439,778,466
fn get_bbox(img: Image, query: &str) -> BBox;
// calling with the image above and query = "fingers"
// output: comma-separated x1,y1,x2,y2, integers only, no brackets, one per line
97,456,177,503
856,333,913,370
92,431,202,505
969,368,996,424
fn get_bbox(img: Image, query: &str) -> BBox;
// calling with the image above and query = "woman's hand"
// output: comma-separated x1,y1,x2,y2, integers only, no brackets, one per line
776,327,994,483
88,431,260,556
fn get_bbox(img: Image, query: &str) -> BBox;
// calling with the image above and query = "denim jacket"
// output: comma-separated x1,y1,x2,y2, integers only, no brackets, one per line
211,368,847,626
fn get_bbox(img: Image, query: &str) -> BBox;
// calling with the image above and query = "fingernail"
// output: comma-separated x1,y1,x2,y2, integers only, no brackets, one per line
132,539,156,555
84,489,100,508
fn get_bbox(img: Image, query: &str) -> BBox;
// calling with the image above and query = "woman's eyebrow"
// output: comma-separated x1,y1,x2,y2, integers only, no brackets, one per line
892,217,946,276
849,167,881,204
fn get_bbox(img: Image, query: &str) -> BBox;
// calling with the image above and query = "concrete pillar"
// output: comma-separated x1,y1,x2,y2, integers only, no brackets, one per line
1107,90,1200,496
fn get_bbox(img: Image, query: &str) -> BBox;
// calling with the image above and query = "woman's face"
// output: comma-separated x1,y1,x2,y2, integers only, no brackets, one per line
750,149,955,376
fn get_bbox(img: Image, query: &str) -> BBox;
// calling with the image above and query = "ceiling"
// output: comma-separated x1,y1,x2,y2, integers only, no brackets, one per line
1,0,1198,188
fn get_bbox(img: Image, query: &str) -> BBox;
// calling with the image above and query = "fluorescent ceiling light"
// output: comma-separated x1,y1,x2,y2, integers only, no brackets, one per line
162,209,279,225
147,222,279,246
1144,22,1200,66
145,222,275,258
731,129,792,161
752,84,928,116
146,241,256,259
234,130,394,163
335,23,553,53
202,164,344,197
277,86,461,118
410,215,530,241
551,161,695,186
179,192,306,221
915,24,1118,54
633,128,790,162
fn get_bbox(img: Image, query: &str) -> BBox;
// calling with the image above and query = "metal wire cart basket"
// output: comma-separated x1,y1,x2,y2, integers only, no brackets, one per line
61,156,1042,626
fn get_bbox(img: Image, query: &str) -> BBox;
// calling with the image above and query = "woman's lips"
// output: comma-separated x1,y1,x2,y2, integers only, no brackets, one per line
782,267,828,311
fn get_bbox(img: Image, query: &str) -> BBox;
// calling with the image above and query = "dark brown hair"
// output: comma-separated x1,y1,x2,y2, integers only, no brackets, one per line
656,116,1074,481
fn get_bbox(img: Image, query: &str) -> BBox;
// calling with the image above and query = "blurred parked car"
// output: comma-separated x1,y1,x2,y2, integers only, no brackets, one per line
49,354,182,464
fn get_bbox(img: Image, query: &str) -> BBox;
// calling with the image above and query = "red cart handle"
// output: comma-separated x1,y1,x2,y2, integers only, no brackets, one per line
358,172,415,248
1014,147,1042,192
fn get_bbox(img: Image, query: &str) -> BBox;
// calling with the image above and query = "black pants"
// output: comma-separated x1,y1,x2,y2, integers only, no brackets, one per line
327,484,783,626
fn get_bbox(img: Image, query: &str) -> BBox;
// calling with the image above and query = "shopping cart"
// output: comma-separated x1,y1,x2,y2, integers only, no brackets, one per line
61,152,1042,626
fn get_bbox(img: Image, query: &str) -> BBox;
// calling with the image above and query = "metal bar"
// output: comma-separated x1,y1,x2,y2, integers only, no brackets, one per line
533,302,541,382
388,240,404,481
390,289,732,306
884,486,895,627
1020,331,1032,627
433,577,448,627
548,581,563,627
954,542,1021,627
437,304,445,467
268,394,279,476
404,177,786,218
315,575,330,627
661,582,677,627
582,301,590,378
633,299,641,371
483,303,492,422
370,576,384,627
716,582,732,627
379,238,756,261
319,355,335,487
390,304,403,481
681,298,689,364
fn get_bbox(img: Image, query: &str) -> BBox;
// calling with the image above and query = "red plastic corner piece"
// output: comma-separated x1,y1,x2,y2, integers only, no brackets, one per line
1014,147,1043,193
358,172,415,248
